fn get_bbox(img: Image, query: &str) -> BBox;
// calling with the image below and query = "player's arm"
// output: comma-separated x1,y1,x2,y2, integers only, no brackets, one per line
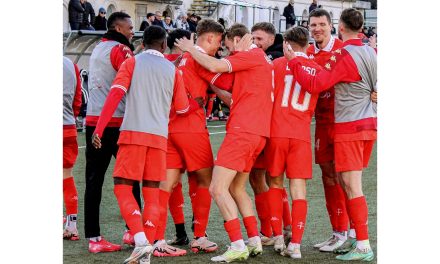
110,44,134,71
92,58,135,148
284,44,360,94
210,84,232,106
172,70,201,116
72,63,83,118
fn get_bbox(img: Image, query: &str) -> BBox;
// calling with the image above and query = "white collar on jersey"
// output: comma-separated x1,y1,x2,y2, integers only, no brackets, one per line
294,52,309,59
314,35,336,53
194,45,207,54
143,49,165,58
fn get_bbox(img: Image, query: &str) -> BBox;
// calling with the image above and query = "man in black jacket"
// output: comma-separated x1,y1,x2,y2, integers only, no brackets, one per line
139,13,155,31
68,0,84,30
94,7,107,31
81,0,95,30
283,0,296,30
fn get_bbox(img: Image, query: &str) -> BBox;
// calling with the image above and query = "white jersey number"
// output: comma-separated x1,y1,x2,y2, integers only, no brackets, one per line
281,75,311,112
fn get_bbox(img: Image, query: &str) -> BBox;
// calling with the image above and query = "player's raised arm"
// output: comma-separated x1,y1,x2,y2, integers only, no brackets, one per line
175,34,231,73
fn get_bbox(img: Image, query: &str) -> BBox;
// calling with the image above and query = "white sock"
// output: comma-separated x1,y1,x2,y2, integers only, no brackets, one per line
134,232,148,247
248,236,261,245
348,228,356,238
65,214,77,231
89,236,102,242
230,239,246,250
356,240,371,251
334,231,347,241
287,242,300,251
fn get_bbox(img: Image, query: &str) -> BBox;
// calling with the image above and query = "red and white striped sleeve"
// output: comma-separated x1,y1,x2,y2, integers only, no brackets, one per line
72,63,83,118
110,44,134,71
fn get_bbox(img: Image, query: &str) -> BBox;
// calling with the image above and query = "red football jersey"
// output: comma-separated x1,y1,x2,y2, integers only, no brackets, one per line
271,53,321,142
307,37,343,125
222,47,273,137
169,46,233,133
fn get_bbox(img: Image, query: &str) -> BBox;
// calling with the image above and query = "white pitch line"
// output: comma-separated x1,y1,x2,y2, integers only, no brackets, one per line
79,146,86,149
207,125,226,128
209,131,226,135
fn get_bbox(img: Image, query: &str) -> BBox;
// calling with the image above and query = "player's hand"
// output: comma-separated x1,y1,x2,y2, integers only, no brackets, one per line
175,33,195,52
371,91,377,103
234,33,253,52
92,134,102,149
193,96,205,108
368,34,377,49
173,54,183,67
283,41,296,61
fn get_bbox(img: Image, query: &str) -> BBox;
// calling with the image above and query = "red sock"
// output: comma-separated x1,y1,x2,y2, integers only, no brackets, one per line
243,216,259,238
206,98,214,117
268,187,283,236
255,191,272,237
282,188,291,229
114,184,143,235
188,174,198,213
193,187,212,238
155,190,171,241
63,177,78,215
343,191,356,230
291,199,308,244
324,184,338,230
334,184,349,232
347,196,369,240
169,182,185,224
224,218,243,242
142,187,160,243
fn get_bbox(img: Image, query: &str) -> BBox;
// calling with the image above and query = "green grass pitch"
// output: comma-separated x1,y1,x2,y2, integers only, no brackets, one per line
64,121,376,263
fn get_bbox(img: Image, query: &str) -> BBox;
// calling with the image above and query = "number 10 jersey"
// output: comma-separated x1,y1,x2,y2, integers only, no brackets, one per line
270,53,321,142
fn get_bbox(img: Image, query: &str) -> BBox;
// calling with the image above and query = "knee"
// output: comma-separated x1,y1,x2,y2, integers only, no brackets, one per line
209,183,223,200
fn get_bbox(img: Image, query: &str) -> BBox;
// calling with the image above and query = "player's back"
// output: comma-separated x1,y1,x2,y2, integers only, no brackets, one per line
168,52,209,134
121,53,175,139
271,55,320,142
225,48,273,137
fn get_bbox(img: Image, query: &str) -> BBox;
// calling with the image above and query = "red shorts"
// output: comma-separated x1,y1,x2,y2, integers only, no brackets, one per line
114,144,166,181
252,151,266,170
314,124,334,164
266,138,312,179
167,133,214,172
215,132,266,173
63,136,78,168
334,130,377,172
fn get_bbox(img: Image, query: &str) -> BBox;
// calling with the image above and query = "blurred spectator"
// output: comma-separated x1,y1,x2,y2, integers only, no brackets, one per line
176,14,190,30
68,0,85,30
188,14,198,33
163,16,176,33
153,11,165,28
309,0,318,13
300,20,308,28
93,7,107,31
196,15,202,23
139,13,155,31
331,24,336,35
218,18,226,28
283,0,296,30
80,0,95,30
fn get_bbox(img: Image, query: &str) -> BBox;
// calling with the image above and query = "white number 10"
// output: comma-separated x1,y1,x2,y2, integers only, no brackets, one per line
281,75,311,112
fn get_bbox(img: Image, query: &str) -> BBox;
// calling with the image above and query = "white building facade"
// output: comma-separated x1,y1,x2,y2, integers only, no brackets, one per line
63,0,372,33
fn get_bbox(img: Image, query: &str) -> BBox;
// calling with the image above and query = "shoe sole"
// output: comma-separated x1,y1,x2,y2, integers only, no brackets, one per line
124,245,153,264
191,246,218,253
89,247,122,254
335,255,374,261
153,251,187,257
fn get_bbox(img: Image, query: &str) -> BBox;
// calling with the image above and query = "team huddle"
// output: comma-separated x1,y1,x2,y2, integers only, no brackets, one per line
63,7,377,264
